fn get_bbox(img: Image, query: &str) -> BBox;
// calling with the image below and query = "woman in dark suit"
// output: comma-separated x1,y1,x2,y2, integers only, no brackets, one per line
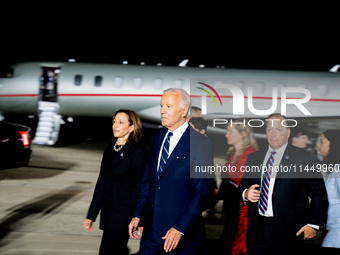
83,109,148,255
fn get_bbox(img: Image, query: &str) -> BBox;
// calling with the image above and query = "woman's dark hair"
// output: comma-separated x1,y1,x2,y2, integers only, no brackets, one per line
113,109,142,142
323,129,340,165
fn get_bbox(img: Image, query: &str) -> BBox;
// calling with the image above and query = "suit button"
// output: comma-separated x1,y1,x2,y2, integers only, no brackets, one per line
157,187,160,190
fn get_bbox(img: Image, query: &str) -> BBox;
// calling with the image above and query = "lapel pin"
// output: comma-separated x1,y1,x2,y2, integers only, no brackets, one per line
121,153,124,157
285,156,289,159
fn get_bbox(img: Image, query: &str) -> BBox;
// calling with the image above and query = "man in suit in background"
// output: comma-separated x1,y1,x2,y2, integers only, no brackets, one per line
239,113,328,255
189,117,208,135
188,106,203,121
289,127,309,149
129,88,212,255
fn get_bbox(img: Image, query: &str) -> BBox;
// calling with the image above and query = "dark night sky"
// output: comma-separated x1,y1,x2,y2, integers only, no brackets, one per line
2,7,338,73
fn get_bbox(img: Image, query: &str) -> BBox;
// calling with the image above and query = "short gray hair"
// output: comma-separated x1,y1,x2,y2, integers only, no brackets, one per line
267,113,286,120
163,88,191,110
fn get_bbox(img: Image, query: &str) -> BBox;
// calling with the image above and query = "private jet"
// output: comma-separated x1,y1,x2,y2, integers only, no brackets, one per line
0,60,339,145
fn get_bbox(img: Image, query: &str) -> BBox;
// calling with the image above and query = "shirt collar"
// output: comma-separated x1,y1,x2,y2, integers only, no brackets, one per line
268,142,288,154
166,121,188,138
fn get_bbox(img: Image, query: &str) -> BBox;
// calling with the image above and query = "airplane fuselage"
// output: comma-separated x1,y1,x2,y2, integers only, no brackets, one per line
1,61,340,144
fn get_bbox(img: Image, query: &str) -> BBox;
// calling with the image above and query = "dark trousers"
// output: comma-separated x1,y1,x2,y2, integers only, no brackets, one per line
140,228,198,255
248,217,277,255
322,247,340,255
248,216,302,255
99,230,130,255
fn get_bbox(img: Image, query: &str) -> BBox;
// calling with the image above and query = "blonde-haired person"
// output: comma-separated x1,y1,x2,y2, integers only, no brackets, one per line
218,119,258,255
84,109,148,255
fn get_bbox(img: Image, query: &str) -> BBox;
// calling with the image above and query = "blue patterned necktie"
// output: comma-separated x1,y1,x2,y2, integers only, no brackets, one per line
158,132,173,179
259,150,276,214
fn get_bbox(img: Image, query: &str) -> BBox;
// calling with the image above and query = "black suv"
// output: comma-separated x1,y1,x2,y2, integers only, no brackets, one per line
0,121,32,168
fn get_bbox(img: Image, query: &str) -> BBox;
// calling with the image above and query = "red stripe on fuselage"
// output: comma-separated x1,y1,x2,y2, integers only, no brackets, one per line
0,94,38,97
1,94,340,102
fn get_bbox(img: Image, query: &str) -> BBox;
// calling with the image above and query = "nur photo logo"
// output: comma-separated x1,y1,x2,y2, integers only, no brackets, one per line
196,82,223,106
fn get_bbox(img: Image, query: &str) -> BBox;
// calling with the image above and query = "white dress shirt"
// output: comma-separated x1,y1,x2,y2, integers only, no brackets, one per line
259,143,287,217
157,121,188,170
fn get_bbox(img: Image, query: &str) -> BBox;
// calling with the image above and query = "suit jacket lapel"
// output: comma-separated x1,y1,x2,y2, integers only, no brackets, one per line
255,149,267,184
153,129,167,181
275,144,293,181
159,126,190,179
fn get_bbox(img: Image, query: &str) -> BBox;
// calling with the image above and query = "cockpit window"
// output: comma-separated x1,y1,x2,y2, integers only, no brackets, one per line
0,67,14,78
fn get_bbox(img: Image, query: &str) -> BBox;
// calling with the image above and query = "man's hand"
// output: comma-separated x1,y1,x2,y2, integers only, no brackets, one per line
245,184,260,203
296,225,317,240
162,227,182,252
83,219,95,232
128,217,143,239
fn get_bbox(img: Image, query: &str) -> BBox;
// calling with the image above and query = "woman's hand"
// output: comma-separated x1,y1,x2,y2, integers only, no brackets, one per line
83,219,95,232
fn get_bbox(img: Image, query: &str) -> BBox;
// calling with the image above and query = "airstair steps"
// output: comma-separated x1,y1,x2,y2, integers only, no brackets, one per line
32,101,62,145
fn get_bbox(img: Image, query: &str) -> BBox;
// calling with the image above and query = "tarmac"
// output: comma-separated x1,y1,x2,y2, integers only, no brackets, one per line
0,141,324,254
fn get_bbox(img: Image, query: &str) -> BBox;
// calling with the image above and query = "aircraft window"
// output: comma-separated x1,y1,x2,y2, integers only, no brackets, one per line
154,78,163,90
95,76,103,87
114,76,123,88
0,67,14,78
134,77,143,89
174,79,183,88
74,75,82,86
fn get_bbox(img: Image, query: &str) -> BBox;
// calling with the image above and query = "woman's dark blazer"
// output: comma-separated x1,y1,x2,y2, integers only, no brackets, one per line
86,140,148,232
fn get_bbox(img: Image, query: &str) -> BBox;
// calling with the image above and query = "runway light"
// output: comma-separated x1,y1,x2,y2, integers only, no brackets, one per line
123,61,128,64
67,117,74,122
140,62,145,65
199,64,205,68
68,59,76,62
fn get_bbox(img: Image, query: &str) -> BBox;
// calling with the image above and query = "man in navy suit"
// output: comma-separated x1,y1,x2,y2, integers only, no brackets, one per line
129,88,212,254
